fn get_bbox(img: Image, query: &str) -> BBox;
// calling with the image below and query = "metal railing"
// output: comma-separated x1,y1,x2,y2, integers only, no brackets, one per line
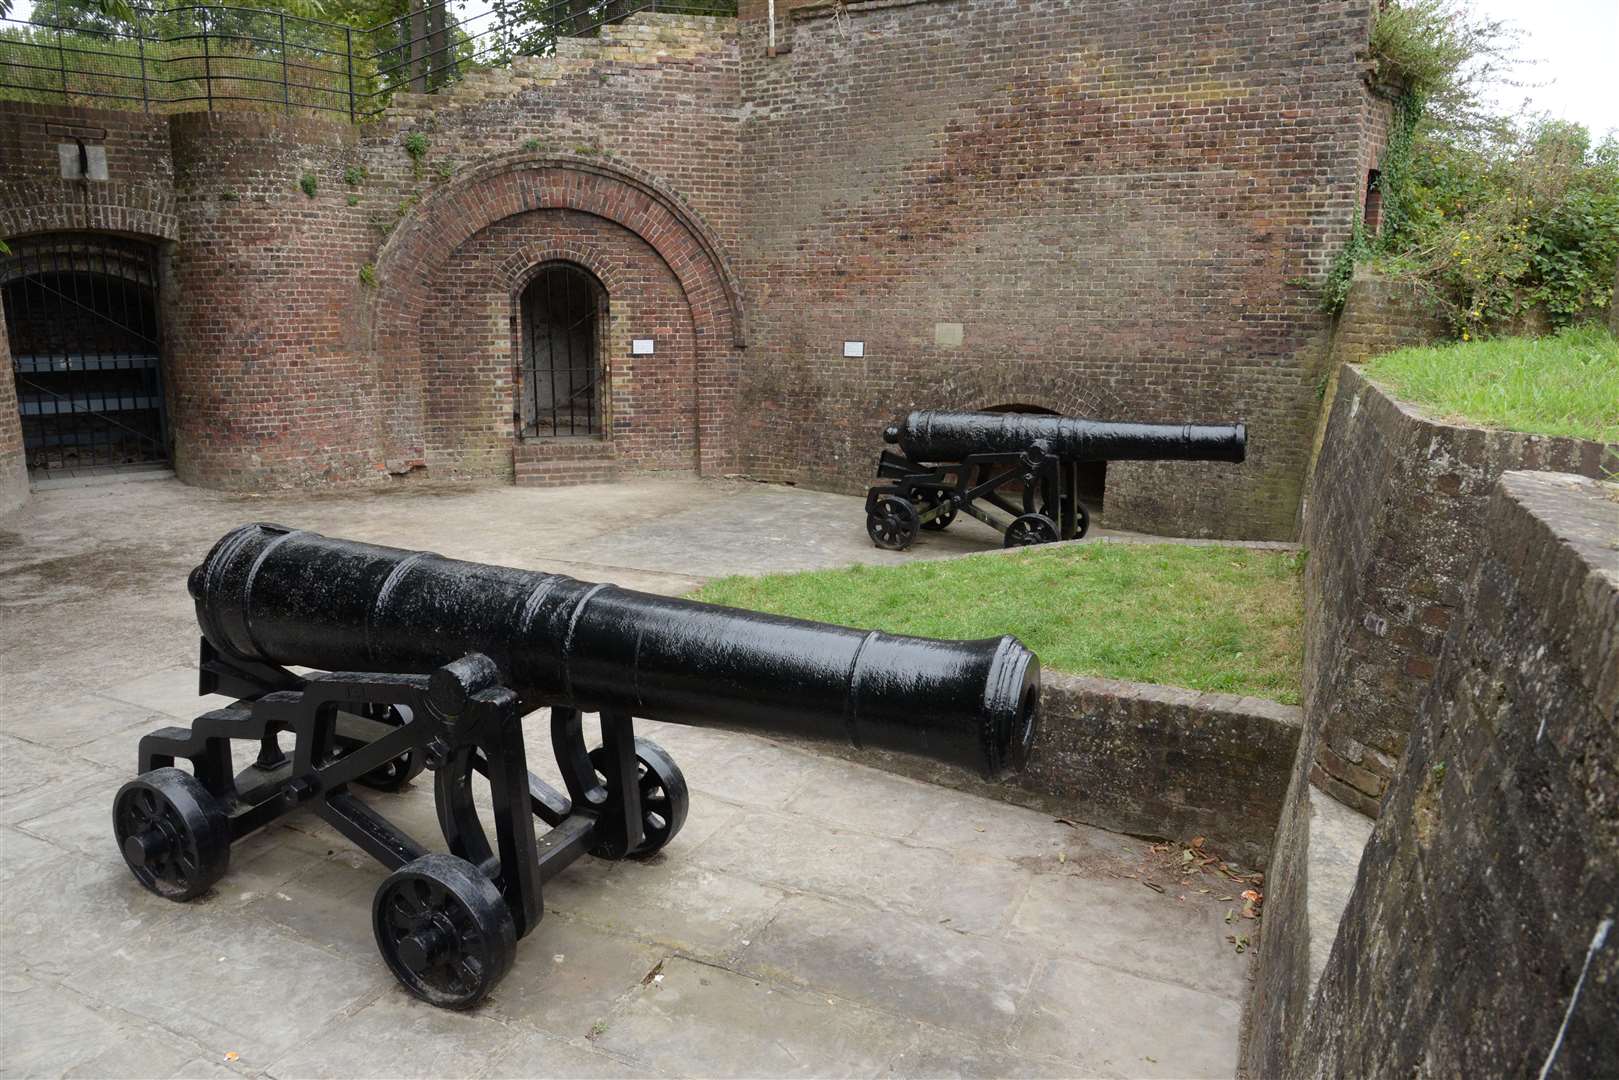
0,0,733,120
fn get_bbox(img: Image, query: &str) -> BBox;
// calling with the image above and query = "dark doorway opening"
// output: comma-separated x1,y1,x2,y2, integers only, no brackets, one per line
520,263,605,438
2,233,168,474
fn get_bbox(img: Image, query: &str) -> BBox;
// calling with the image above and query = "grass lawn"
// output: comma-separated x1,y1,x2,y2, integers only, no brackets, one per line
692,543,1305,704
1362,323,1619,443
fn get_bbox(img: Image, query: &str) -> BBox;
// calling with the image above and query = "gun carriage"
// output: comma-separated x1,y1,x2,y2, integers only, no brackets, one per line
865,410,1247,550
111,524,1040,1008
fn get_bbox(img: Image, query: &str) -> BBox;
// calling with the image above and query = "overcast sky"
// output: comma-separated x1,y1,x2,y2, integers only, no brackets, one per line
1469,0,1619,136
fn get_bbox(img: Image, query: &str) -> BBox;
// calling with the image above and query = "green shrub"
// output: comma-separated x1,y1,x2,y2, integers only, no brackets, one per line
1327,2,1618,336
298,172,318,198
403,131,429,177
343,165,366,186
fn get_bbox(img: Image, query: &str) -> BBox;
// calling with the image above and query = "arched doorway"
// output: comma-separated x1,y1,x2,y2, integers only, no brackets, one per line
519,263,607,439
2,234,167,475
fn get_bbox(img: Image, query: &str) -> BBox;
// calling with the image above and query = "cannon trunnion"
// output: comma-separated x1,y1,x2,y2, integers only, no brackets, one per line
865,409,1248,551
111,524,1041,1008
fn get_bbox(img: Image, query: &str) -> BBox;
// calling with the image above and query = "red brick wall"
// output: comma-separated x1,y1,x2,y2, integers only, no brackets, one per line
0,103,176,240
422,207,700,478
737,0,1383,539
2,3,1392,525
164,111,385,487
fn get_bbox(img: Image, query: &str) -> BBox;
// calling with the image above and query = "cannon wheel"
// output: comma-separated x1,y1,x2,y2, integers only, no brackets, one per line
1004,513,1060,548
112,767,231,902
912,489,958,531
353,704,427,793
587,737,690,859
372,854,516,1010
867,495,920,550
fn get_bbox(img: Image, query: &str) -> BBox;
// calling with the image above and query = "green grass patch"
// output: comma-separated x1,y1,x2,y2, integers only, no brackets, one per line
693,544,1305,704
1363,323,1619,443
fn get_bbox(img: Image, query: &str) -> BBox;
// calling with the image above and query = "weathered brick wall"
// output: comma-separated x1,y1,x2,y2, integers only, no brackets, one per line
1280,472,1618,1078
0,310,25,511
422,207,700,479
1303,366,1617,814
0,103,176,240
164,111,384,488
355,14,744,481
4,2,1391,516
1327,267,1447,368
736,0,1385,540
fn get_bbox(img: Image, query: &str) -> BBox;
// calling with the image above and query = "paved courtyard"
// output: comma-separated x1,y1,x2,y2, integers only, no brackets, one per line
1,476,1249,1078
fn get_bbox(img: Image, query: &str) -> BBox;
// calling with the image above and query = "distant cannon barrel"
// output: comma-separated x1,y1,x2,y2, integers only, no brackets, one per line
189,524,1040,778
882,410,1247,464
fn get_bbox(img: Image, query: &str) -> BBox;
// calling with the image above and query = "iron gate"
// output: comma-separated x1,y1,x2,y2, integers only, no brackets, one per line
2,233,170,472
520,263,604,438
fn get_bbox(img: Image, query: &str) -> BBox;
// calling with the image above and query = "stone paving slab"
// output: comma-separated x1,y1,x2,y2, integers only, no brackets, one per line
1,477,1250,1077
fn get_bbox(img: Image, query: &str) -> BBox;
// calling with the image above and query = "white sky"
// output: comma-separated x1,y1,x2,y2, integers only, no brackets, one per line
1469,0,1619,137
11,0,1618,136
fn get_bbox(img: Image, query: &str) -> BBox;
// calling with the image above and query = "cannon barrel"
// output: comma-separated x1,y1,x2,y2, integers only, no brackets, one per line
882,410,1246,464
189,524,1040,778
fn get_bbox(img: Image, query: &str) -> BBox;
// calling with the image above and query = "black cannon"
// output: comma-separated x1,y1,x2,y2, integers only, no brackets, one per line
865,410,1247,550
111,524,1040,1008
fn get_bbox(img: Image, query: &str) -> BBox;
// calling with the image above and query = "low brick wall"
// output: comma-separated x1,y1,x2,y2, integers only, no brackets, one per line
1259,472,1619,1077
797,671,1301,871
1303,365,1616,813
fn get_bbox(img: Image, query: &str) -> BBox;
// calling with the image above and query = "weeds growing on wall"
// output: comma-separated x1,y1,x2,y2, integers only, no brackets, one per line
1332,0,1619,338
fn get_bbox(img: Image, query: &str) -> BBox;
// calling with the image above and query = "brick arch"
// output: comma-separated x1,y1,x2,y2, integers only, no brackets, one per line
0,181,178,243
496,239,627,299
927,363,1132,421
369,154,743,477
499,240,617,441
373,153,743,349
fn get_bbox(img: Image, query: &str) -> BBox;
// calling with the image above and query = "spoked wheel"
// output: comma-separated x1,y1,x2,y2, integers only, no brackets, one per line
350,704,425,793
588,737,690,859
1004,513,1060,548
912,489,958,532
373,854,516,1009
1073,502,1091,540
867,495,920,551
112,767,231,902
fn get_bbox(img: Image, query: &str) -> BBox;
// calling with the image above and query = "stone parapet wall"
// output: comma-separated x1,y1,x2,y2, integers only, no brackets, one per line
1262,471,1618,1077
1302,365,1616,813
807,670,1302,871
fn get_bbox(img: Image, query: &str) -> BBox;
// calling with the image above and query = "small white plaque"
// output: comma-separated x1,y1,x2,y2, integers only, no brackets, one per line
631,338,655,355
843,340,865,358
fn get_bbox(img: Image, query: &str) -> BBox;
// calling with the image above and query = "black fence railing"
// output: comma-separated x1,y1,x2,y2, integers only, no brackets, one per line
0,0,733,120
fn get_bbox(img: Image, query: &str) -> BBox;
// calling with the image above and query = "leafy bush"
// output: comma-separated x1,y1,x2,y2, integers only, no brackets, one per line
1376,119,1619,336
1338,1,1619,337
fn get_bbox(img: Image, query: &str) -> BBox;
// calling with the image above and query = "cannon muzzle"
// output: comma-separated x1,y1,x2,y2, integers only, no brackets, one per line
886,409,1246,464
189,525,1039,779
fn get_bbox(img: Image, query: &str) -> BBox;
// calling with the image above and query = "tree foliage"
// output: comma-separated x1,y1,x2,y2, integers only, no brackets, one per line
1343,0,1619,337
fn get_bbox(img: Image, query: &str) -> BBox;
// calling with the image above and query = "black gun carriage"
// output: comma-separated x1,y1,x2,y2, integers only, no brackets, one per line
111,524,1040,1008
865,410,1248,550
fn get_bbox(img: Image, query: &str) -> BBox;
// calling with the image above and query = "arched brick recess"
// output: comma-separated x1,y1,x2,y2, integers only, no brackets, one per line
0,181,178,243
371,154,743,478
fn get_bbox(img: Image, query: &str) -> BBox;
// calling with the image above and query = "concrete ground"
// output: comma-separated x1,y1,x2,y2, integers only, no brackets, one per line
1,476,1250,1079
